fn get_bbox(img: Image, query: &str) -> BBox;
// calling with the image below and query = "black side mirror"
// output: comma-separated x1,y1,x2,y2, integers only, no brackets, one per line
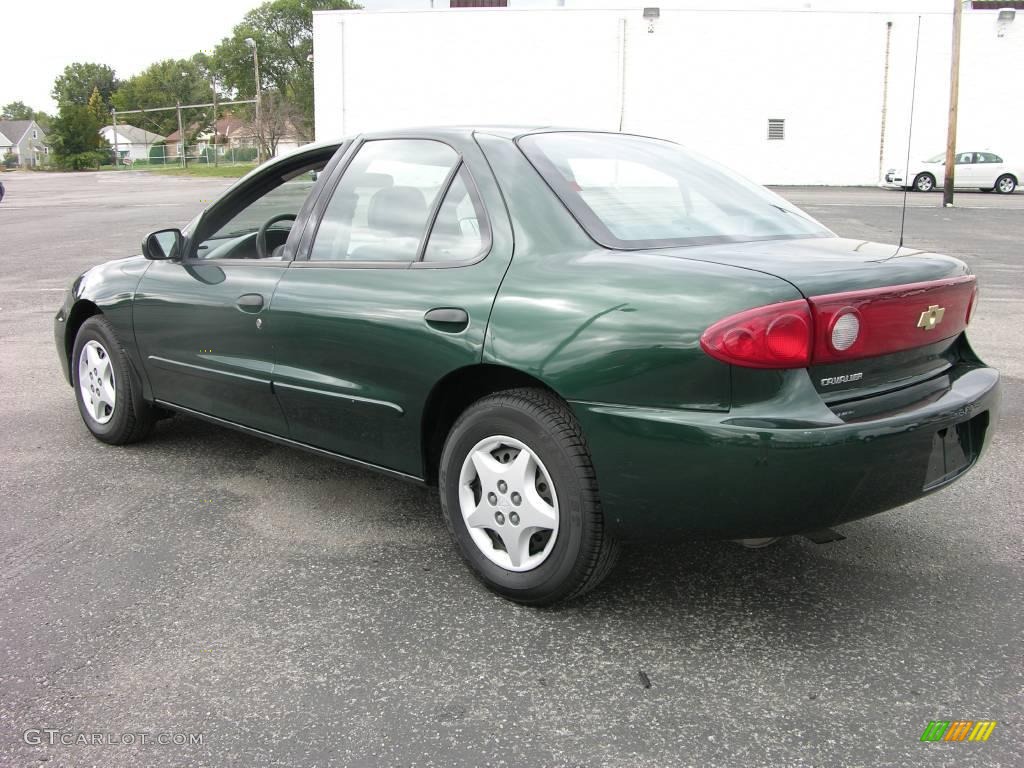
142,228,182,260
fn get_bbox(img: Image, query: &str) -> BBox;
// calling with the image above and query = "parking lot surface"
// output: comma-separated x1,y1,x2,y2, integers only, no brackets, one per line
1,171,1021,767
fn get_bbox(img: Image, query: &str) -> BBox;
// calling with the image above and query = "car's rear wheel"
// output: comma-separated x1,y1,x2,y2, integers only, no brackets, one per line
995,174,1017,194
439,388,618,605
72,316,154,444
913,173,935,192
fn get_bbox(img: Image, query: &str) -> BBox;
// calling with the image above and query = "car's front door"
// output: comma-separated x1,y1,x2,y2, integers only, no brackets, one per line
133,146,340,434
954,151,981,187
265,135,513,476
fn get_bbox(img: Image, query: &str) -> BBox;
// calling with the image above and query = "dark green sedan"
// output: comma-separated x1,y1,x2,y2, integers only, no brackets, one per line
54,128,1000,605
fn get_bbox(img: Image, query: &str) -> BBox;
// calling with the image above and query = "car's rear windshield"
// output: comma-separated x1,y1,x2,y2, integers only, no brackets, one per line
519,132,831,250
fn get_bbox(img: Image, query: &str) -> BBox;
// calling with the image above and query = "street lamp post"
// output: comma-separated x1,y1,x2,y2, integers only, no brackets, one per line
245,37,263,163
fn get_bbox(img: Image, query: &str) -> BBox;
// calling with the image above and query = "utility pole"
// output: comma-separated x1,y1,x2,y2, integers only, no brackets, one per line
111,109,120,168
211,77,219,167
245,38,263,163
942,0,963,207
176,101,186,169
878,21,893,181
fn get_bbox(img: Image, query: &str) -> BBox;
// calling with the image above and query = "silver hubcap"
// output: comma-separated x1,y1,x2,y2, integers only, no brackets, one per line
999,177,1014,193
458,435,559,572
917,176,932,191
78,340,116,425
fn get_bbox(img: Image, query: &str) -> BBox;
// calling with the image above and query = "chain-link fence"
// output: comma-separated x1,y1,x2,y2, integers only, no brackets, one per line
114,142,261,168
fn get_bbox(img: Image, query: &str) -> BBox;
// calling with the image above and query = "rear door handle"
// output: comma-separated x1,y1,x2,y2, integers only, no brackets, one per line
236,293,265,313
425,307,469,331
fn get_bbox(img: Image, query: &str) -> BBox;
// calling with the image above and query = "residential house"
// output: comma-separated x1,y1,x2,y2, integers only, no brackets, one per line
99,124,166,163
0,120,48,167
165,114,303,161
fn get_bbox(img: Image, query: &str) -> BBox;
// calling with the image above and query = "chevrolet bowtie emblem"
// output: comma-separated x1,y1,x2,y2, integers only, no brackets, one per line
917,304,946,330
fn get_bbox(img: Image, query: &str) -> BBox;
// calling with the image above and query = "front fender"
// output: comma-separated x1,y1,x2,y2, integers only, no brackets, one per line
55,255,152,395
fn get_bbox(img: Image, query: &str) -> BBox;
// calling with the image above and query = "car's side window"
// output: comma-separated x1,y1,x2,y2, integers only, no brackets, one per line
978,152,1002,164
422,167,487,262
956,152,974,165
310,140,459,262
195,164,327,261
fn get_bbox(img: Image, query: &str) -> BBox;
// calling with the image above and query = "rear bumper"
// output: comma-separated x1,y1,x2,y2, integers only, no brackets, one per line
572,364,999,538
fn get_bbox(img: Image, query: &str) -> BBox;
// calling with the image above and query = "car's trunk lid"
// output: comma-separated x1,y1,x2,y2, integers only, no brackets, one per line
656,236,976,400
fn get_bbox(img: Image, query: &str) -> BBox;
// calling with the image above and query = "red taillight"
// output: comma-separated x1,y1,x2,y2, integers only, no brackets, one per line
701,275,977,369
700,299,812,369
809,275,975,364
966,285,979,325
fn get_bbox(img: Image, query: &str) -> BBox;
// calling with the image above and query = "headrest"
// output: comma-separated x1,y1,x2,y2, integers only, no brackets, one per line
367,186,427,238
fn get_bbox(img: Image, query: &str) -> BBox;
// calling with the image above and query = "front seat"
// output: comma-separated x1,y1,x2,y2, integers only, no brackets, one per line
349,186,428,261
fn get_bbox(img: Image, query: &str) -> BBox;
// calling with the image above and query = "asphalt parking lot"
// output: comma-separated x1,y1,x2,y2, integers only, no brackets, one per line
1,170,1021,767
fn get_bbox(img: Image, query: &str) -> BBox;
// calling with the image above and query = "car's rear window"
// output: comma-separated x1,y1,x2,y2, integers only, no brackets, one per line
519,132,830,250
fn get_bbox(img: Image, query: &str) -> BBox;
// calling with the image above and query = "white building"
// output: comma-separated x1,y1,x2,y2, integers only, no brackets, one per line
100,124,166,163
312,1,1024,185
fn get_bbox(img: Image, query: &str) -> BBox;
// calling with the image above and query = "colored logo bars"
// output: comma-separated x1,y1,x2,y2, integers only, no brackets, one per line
920,720,997,742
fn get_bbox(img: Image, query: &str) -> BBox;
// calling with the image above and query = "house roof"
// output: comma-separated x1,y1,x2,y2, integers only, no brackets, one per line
103,124,165,144
0,120,41,144
0,129,12,146
166,115,259,143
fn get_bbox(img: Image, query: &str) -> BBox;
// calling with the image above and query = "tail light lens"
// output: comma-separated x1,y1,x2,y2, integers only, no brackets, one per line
966,285,979,325
701,275,976,369
700,300,812,368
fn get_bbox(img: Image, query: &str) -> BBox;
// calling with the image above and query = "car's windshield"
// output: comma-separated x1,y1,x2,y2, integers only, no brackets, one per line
925,153,945,163
519,132,830,250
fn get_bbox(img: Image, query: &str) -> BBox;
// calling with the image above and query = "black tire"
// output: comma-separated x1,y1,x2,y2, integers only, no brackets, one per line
71,316,155,445
913,173,935,193
438,388,619,605
995,174,1017,194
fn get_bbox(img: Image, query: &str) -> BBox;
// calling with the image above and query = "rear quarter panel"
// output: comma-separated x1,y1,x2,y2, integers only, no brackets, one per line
477,132,801,412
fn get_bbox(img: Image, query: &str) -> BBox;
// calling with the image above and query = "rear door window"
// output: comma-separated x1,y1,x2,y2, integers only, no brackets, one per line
422,167,488,262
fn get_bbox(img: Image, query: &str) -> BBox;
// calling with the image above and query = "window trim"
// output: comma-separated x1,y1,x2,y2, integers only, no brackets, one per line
413,163,493,270
294,136,493,270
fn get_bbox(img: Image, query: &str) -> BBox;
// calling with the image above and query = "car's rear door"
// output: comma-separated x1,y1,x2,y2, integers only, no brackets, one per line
265,134,513,477
133,145,342,435
975,152,1005,188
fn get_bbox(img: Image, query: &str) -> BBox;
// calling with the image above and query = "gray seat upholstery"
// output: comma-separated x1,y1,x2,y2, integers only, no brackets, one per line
349,186,428,261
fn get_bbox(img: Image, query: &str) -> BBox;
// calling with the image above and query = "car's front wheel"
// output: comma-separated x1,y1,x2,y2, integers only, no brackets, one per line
439,388,618,605
995,174,1017,194
72,316,154,444
913,173,935,192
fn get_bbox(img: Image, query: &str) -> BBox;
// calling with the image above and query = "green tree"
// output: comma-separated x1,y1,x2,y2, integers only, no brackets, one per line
112,57,216,137
48,104,110,170
2,101,34,120
212,1,359,140
52,63,119,108
88,87,107,125
1,101,51,131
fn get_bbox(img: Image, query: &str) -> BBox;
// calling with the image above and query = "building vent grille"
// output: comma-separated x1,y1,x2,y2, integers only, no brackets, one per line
767,119,785,140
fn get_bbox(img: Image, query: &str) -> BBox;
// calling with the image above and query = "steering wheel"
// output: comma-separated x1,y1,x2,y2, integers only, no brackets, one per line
255,213,297,260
